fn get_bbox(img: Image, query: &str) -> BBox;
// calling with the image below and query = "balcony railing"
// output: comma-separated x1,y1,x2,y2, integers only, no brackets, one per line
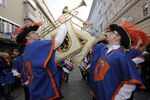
0,17,19,42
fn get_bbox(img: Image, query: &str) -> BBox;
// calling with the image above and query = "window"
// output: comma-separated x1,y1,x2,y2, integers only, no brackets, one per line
0,19,4,33
0,18,19,34
39,12,42,19
143,3,148,17
6,22,9,32
110,12,113,19
3,21,11,33
125,0,129,3
4,21,7,33
9,24,12,32
105,17,108,23
0,0,6,6
99,9,102,14
116,4,119,13
12,25,14,32
108,0,113,3
99,23,103,32
12,25,18,32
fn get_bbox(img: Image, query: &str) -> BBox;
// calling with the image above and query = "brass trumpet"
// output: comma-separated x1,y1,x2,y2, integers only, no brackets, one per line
62,7,105,36
71,20,102,40
41,11,79,37
41,0,86,37
41,0,105,39
62,0,86,14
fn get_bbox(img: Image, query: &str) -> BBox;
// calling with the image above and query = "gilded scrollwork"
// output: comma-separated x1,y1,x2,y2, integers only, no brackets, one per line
57,32,71,53
75,33,87,47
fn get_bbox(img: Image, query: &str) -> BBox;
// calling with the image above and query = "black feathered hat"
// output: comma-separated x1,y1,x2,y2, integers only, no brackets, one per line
14,22,43,44
107,22,148,49
108,24,131,49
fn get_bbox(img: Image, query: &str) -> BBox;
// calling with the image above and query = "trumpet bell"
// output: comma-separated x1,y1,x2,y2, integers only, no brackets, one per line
81,0,87,7
62,6,68,14
62,0,86,14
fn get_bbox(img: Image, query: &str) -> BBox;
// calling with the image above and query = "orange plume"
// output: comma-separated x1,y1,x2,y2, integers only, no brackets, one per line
120,22,148,48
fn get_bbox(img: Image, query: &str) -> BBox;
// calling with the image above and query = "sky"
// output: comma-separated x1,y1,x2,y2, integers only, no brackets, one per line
43,0,93,25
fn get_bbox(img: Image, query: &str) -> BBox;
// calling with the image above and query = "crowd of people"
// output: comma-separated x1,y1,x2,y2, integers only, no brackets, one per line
0,52,14,100
0,14,150,100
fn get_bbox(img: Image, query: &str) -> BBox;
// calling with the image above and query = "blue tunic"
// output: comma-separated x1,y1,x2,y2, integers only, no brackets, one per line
23,39,60,100
0,58,14,85
56,61,65,81
126,48,144,59
0,69,14,85
89,44,145,100
12,56,28,85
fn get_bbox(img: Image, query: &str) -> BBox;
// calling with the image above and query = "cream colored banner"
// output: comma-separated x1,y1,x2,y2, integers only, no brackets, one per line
70,22,96,64
44,20,82,63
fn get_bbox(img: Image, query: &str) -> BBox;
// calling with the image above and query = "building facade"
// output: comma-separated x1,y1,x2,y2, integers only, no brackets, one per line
0,0,54,43
0,0,55,52
88,0,150,39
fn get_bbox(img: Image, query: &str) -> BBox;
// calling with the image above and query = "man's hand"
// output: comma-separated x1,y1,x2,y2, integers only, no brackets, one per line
58,14,66,24
17,73,22,78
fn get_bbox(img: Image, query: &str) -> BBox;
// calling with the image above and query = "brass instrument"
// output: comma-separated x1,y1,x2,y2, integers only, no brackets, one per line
62,7,105,36
41,0,105,39
40,0,100,64
62,0,86,14
70,20,101,40
41,0,86,38
41,11,79,37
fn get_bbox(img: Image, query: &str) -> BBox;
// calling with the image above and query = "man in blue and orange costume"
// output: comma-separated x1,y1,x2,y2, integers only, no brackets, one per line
56,60,66,99
0,52,14,100
126,41,145,66
14,14,68,100
123,23,149,100
124,22,148,66
12,45,30,100
89,22,148,100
